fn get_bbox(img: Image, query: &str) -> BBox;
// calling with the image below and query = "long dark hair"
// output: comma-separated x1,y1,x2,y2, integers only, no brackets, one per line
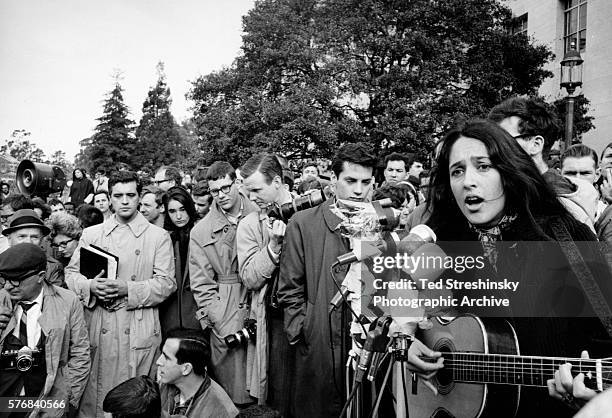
163,186,197,233
426,119,569,236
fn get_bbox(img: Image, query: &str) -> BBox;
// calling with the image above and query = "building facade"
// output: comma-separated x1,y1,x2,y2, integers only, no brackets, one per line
506,0,612,154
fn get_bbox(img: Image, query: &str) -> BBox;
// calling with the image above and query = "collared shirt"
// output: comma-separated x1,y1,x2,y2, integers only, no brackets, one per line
220,199,244,226
13,288,44,348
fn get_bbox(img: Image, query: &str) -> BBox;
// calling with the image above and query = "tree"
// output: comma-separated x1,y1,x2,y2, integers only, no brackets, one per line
86,72,135,173
0,129,47,162
552,94,595,144
131,62,187,173
188,0,554,165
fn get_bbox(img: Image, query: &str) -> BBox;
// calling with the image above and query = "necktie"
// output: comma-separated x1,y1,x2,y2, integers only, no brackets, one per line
18,302,36,347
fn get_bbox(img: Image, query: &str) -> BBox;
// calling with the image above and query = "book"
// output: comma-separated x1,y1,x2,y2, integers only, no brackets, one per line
79,244,118,280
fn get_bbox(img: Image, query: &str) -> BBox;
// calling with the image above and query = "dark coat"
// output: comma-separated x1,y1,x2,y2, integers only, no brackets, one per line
69,178,94,207
430,213,612,417
278,200,351,418
159,228,199,335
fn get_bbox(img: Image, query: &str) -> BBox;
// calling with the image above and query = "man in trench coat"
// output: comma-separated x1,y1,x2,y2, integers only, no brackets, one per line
277,144,378,418
189,161,257,405
66,171,175,417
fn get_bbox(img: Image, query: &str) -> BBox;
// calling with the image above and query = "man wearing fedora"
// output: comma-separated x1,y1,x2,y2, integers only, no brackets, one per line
0,243,90,417
2,209,65,288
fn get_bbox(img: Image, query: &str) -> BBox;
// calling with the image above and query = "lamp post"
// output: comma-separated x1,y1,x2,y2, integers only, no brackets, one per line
560,43,584,149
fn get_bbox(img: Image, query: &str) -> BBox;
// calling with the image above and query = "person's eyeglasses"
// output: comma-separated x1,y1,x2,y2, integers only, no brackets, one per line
0,270,39,288
51,238,75,249
209,181,235,197
0,277,22,288
152,179,171,186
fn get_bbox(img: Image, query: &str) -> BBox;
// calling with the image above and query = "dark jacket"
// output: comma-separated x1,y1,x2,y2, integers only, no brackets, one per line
69,177,94,207
277,199,351,418
159,228,199,334
430,213,612,417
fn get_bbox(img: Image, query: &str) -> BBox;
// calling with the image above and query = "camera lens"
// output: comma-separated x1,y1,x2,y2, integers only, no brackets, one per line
16,353,33,372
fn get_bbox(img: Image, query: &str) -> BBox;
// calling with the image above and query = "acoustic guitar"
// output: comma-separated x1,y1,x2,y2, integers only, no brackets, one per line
407,315,612,418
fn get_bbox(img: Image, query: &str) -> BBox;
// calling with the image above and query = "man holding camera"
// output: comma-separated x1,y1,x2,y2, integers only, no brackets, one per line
189,161,257,406
237,154,294,411
0,243,90,417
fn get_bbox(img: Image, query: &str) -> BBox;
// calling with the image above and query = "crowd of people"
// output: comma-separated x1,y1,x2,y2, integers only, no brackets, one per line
1,95,612,418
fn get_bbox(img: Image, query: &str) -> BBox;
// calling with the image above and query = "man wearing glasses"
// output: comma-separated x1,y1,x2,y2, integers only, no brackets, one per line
489,96,598,231
153,166,182,192
189,161,257,406
0,243,90,417
2,209,65,288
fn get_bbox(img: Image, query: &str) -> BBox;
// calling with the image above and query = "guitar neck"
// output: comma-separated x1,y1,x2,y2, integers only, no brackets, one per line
439,352,610,389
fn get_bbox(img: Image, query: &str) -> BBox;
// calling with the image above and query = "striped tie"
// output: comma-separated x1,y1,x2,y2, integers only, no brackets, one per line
18,302,36,347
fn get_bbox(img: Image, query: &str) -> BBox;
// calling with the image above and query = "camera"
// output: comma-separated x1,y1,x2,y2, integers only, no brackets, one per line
1,347,42,372
267,190,326,222
16,159,66,199
224,319,257,349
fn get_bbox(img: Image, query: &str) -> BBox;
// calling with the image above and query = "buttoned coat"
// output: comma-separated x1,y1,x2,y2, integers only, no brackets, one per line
65,213,175,417
189,194,257,404
0,283,90,417
277,200,351,418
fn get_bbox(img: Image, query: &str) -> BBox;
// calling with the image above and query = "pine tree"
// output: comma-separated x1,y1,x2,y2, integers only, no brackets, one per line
88,72,135,173
132,62,186,174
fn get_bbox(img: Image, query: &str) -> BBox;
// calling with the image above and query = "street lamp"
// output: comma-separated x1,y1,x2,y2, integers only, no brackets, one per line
560,43,584,148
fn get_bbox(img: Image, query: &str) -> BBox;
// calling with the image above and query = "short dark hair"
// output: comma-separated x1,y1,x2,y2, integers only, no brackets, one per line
94,190,110,201
157,166,182,185
2,195,34,211
31,197,51,220
205,161,235,182
103,375,161,418
241,153,283,184
297,178,323,195
372,184,412,209
191,181,210,197
163,328,210,377
48,198,64,208
383,153,410,170
331,143,377,177
561,144,599,167
488,97,560,157
109,171,142,195
76,204,104,228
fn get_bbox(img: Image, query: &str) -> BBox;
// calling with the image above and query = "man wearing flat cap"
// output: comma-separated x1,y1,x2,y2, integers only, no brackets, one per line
0,243,90,417
2,209,65,288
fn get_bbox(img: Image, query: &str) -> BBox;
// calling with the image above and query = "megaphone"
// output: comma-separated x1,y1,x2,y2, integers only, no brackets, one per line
16,160,66,198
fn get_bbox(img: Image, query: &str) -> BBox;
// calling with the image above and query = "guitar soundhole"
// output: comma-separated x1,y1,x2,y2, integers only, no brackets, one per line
432,409,454,418
433,338,455,396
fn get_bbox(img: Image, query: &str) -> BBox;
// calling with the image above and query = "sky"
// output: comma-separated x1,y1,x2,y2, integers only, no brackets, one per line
0,0,255,161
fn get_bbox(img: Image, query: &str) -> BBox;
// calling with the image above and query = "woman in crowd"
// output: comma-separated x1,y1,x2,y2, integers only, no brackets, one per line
69,168,95,207
159,186,199,335
422,119,612,416
47,211,82,267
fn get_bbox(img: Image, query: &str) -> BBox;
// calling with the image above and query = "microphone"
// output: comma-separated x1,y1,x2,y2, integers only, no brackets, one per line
335,224,437,266
355,330,377,383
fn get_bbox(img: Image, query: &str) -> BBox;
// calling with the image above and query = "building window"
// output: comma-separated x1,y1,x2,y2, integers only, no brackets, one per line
511,13,528,36
564,0,587,52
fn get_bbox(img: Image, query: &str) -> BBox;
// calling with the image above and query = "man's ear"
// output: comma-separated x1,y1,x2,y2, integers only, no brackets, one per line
531,135,545,154
182,362,193,376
